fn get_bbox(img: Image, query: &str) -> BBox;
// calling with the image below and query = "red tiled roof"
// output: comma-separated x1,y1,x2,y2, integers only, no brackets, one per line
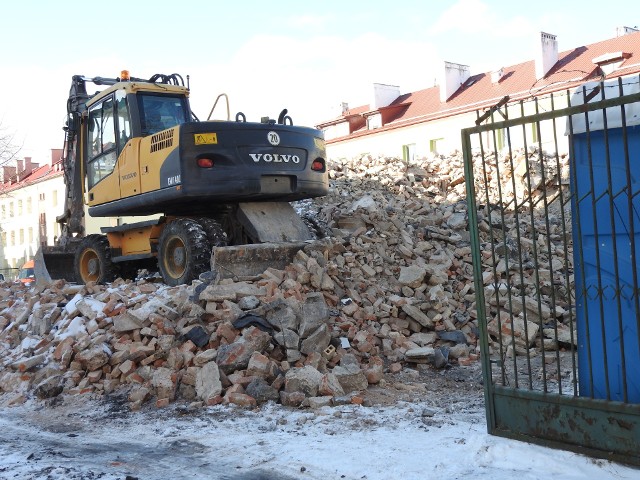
0,163,63,193
319,31,640,141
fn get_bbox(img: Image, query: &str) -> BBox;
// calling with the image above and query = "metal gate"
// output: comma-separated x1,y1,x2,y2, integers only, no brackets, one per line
463,75,640,464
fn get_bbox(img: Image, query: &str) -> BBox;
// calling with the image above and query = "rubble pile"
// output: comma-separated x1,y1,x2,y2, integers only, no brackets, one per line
313,149,575,360
0,149,574,409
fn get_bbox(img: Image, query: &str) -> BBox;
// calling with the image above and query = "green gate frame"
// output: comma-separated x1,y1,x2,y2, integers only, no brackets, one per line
463,79,640,465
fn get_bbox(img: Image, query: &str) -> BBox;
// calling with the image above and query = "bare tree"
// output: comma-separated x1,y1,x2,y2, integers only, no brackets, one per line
0,121,21,195
0,122,20,165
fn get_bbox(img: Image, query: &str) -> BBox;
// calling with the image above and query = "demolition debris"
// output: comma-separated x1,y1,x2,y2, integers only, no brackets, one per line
0,150,574,410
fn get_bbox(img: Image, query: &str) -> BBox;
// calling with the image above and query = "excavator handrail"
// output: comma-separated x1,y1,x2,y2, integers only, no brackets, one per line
207,93,231,121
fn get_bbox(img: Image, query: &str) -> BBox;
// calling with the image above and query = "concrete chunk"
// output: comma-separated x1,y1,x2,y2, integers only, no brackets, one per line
196,362,222,401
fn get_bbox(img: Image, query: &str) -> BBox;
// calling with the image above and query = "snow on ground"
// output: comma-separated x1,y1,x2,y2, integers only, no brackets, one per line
0,395,637,480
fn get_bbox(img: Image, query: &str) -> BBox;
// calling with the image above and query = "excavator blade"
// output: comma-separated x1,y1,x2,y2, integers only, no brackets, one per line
211,241,326,281
207,202,325,281
236,202,313,243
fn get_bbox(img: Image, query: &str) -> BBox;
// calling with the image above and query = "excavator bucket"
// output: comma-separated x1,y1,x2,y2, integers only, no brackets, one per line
35,245,77,286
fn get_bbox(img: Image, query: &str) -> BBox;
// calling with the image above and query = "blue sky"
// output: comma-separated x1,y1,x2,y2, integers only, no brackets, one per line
1,0,637,162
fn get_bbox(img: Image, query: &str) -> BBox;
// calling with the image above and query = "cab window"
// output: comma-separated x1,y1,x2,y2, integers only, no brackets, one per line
138,94,188,136
18,267,35,280
116,90,131,153
87,97,117,189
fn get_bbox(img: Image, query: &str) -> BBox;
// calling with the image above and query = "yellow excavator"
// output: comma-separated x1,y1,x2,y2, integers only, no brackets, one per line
38,71,328,286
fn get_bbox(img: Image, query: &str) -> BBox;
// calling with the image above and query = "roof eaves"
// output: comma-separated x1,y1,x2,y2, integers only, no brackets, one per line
593,51,632,65
317,111,366,128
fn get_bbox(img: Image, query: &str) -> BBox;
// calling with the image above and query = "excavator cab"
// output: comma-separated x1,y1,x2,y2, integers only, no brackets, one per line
39,72,329,286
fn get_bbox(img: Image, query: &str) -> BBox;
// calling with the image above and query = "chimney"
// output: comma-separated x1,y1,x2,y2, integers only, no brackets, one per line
2,166,17,183
440,62,470,102
18,157,39,181
16,159,25,181
491,68,504,84
535,32,558,79
372,83,400,109
616,26,639,37
25,157,37,176
51,148,63,165
341,102,349,115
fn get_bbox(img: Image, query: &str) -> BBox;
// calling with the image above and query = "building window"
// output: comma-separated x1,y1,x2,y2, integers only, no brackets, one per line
1,205,5,219
19,229,24,245
18,200,23,216
10,231,15,246
27,197,32,214
1,232,6,246
366,114,382,130
39,193,45,201
403,144,416,163
495,129,505,151
39,213,47,245
52,190,58,207
9,202,13,217
531,122,539,144
430,138,444,154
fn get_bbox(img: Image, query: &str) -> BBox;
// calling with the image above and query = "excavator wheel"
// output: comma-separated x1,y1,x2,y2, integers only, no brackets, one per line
194,217,229,248
74,234,118,284
158,218,210,286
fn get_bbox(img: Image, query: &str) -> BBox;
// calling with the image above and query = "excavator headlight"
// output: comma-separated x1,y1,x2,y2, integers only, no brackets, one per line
197,158,215,168
311,158,325,172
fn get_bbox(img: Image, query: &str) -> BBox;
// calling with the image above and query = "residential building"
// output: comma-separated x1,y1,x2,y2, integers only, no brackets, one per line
0,149,156,276
0,151,64,274
317,28,640,161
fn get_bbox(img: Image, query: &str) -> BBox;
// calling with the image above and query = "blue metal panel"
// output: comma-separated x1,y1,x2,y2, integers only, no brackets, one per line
572,126,640,402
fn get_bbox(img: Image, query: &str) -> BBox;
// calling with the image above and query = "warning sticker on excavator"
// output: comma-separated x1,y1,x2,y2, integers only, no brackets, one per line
194,133,218,145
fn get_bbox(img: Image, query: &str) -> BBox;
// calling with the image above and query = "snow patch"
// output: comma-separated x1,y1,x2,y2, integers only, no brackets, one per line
80,297,107,315
55,316,87,340
64,293,84,315
20,337,39,351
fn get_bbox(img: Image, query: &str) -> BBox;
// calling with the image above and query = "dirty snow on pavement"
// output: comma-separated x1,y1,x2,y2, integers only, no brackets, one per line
1,396,638,480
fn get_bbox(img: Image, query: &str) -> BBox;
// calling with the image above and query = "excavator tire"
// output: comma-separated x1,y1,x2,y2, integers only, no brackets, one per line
74,234,119,284
194,217,229,248
158,218,210,286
